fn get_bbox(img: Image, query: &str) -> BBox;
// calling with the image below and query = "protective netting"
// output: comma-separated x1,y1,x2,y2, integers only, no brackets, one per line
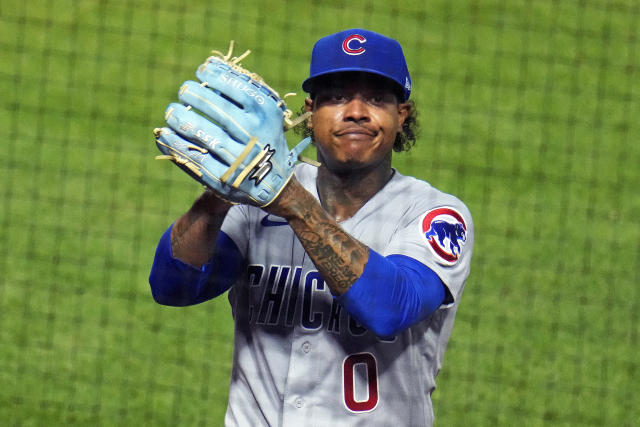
1,0,638,425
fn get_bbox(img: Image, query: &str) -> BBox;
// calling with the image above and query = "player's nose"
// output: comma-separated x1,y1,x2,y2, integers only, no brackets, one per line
342,95,370,122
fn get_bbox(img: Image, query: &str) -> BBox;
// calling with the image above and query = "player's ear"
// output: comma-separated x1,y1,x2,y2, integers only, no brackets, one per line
397,102,411,127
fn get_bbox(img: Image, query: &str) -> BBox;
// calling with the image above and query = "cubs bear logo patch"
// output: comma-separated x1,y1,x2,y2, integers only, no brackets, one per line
421,207,467,266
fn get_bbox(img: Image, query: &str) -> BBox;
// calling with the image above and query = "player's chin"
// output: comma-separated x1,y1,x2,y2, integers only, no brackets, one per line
338,133,377,148
321,141,386,172
335,141,380,162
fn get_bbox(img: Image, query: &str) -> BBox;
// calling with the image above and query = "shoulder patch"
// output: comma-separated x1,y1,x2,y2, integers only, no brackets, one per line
420,207,467,266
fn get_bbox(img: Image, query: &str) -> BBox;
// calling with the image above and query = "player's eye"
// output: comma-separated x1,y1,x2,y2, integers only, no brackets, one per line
367,91,388,104
314,88,351,105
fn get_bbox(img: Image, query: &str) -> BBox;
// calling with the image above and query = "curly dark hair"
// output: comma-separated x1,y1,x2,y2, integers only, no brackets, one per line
293,99,418,153
393,100,418,152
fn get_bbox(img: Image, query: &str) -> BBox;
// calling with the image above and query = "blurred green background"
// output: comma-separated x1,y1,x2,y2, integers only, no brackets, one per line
1,0,638,425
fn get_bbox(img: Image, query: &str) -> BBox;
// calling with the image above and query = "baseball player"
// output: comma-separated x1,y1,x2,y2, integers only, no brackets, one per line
150,28,473,426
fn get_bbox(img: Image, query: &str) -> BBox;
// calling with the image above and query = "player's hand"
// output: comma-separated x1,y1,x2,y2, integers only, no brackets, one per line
154,41,311,207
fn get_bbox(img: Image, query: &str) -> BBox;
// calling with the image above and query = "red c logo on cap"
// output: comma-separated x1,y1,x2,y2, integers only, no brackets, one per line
342,34,367,55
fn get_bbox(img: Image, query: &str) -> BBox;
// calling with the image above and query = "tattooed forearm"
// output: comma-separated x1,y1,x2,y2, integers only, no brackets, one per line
170,190,232,267
268,180,369,296
298,223,368,294
171,213,199,255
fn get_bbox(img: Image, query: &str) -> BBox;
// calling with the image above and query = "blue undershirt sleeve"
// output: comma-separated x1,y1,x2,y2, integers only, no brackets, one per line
148,224,244,306
337,250,446,337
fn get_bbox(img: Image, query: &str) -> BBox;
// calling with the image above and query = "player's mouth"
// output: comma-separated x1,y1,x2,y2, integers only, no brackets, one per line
334,126,378,138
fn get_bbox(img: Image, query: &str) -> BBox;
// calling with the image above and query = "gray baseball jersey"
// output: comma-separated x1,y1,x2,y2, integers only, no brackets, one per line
220,163,474,426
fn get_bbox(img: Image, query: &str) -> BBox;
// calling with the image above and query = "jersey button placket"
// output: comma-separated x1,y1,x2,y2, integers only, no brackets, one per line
301,341,311,353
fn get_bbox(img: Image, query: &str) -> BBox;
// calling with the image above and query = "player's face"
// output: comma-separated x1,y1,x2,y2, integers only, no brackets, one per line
306,72,410,173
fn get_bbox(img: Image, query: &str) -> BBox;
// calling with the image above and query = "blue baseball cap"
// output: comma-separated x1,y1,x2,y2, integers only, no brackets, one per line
302,28,411,101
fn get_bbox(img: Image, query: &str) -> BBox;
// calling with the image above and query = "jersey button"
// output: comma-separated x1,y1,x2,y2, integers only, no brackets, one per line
295,398,304,408
301,342,311,353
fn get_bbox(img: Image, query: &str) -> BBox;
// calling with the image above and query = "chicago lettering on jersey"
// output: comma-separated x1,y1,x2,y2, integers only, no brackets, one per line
246,264,395,341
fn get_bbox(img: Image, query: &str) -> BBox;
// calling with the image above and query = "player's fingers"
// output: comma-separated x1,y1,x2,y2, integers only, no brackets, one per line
177,80,258,144
164,103,246,165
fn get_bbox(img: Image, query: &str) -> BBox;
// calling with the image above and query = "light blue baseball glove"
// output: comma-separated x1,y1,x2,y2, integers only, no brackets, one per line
154,42,312,206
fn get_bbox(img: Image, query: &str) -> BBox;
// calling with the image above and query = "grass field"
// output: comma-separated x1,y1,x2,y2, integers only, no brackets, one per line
1,0,638,425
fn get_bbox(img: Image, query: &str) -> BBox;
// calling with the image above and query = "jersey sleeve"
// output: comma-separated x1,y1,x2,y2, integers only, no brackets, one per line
384,197,474,306
338,250,446,337
149,220,245,306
